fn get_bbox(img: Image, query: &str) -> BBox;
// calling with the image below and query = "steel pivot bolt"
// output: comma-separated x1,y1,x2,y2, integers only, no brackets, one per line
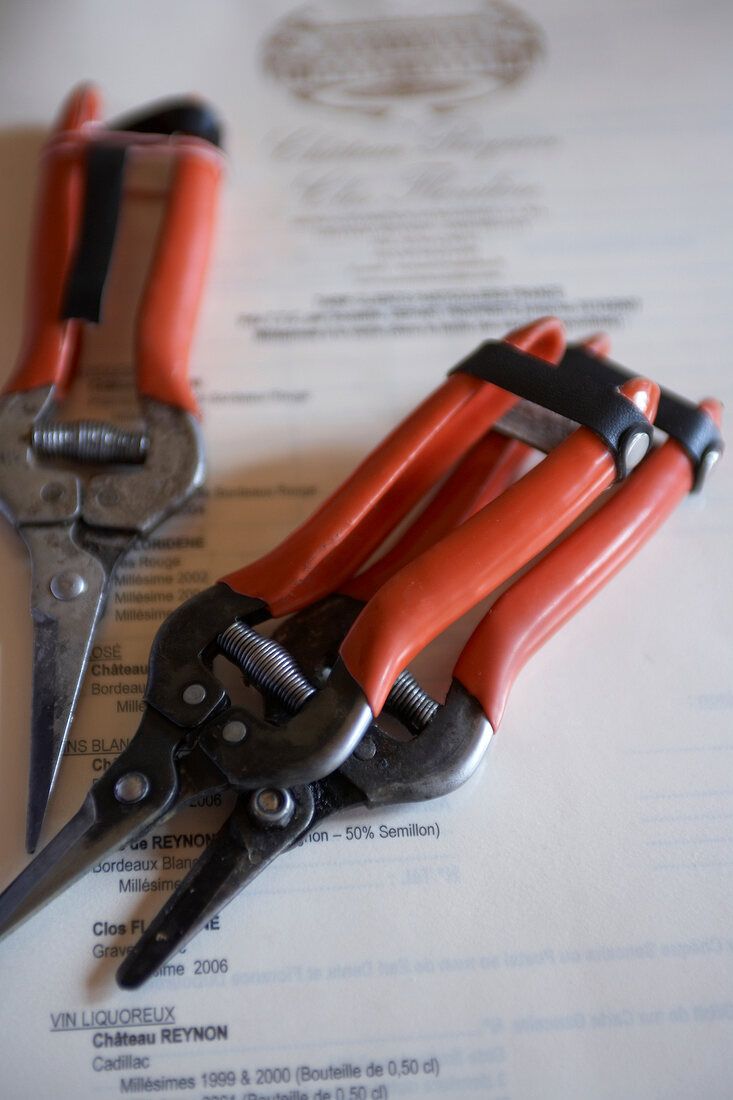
40,481,66,503
182,683,207,705
222,720,247,744
96,484,121,508
622,427,650,473
354,735,377,761
114,772,150,804
50,571,87,600
250,788,294,827
698,446,722,487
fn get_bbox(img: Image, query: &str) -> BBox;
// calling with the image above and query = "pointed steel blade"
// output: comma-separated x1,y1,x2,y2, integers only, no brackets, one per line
117,787,316,989
0,709,189,942
25,601,104,854
20,524,125,852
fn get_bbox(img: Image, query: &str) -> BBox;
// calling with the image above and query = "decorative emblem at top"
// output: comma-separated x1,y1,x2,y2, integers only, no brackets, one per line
262,1,544,115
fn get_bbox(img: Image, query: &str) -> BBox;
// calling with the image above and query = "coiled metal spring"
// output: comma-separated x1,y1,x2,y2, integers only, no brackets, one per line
217,621,317,713
218,620,440,733
33,421,149,464
385,669,439,733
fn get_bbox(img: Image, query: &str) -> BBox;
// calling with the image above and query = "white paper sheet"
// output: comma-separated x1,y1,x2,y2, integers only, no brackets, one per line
0,2,731,1097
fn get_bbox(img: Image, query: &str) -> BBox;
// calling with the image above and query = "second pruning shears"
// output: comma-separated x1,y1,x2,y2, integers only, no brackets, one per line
0,317,723,988
0,85,224,850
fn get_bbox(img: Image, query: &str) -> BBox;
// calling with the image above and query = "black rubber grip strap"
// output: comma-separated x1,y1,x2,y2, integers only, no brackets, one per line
561,345,724,491
111,98,223,148
451,341,653,480
61,143,127,323
61,96,223,326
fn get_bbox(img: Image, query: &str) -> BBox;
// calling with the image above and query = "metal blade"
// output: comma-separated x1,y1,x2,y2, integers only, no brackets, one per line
0,710,189,942
117,787,316,989
20,524,125,852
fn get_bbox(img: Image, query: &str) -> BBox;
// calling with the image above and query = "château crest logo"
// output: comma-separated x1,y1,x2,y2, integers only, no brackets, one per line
262,1,544,115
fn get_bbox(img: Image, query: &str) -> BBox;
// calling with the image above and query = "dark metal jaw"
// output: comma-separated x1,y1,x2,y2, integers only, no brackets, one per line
0,585,373,956
113,678,492,988
143,584,374,789
343,681,493,806
116,786,317,990
115,769,369,989
0,707,190,944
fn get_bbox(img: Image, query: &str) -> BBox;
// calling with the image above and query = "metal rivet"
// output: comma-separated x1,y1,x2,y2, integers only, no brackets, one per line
354,735,376,761
114,772,150,804
222,720,247,744
700,447,721,480
182,683,207,705
50,571,87,601
250,788,294,827
622,428,650,472
40,482,65,503
96,485,120,508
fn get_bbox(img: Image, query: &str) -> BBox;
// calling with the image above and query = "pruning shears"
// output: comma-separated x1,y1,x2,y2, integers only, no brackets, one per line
0,317,722,988
0,85,224,850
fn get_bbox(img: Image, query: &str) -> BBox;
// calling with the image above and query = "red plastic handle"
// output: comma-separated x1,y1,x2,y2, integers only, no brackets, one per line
3,87,102,396
221,317,566,616
136,141,222,415
343,432,530,603
343,331,615,604
4,85,223,416
338,377,659,714
53,84,104,132
454,398,722,730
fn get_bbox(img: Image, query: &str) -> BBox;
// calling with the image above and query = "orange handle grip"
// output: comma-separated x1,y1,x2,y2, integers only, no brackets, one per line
53,83,104,132
4,149,82,394
4,84,223,415
221,373,510,611
3,86,103,395
343,433,530,603
136,142,223,415
454,399,722,730
338,377,659,714
343,331,610,604
221,317,565,616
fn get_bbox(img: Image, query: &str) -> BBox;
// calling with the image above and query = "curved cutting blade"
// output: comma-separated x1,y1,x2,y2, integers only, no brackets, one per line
20,524,125,852
117,769,367,989
0,709,190,941
117,787,316,988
